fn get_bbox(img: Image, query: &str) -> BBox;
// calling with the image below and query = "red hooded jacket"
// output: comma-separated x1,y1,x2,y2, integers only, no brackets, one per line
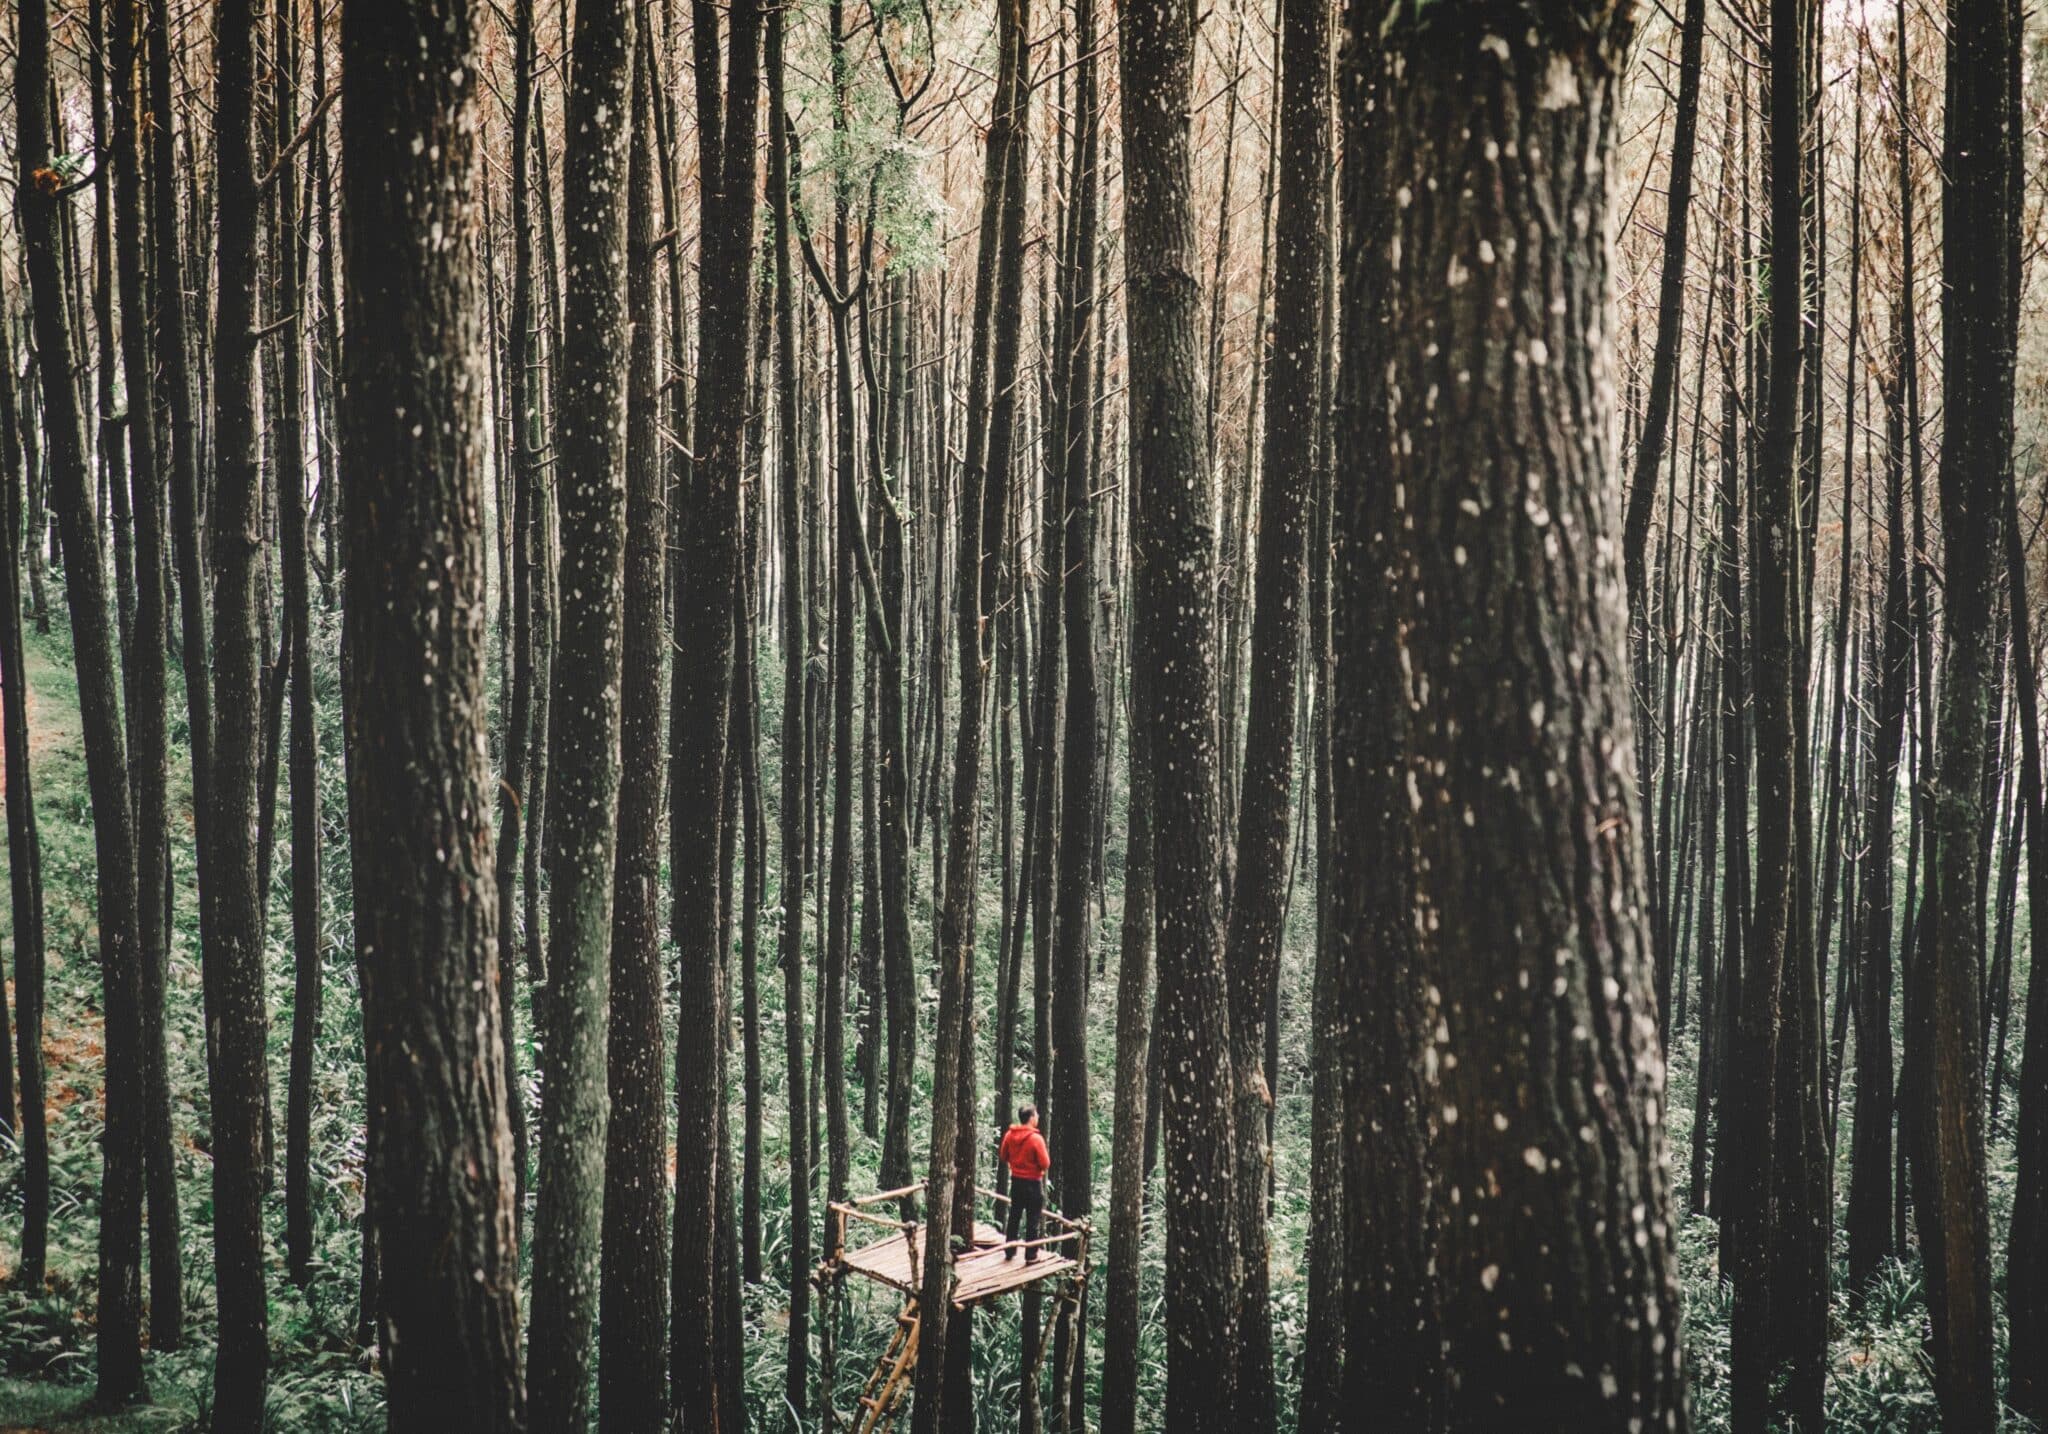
1001,1123,1050,1182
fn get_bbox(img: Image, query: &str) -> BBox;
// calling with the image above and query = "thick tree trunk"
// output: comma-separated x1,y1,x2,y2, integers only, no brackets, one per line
339,0,528,1419
1330,16,1438,1424
1371,7,1689,1428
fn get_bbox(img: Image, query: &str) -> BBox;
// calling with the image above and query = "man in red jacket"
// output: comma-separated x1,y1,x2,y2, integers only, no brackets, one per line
1000,1105,1051,1261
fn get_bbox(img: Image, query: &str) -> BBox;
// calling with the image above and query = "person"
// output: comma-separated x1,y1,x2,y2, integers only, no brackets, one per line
1000,1105,1051,1262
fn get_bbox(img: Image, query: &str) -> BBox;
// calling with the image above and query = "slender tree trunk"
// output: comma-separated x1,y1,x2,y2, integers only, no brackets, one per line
670,0,763,1423
912,0,1028,1418
0,278,50,1301
1623,0,1709,1029
107,0,181,1340
16,0,148,1402
527,0,634,1423
767,12,812,1424
1909,0,2013,1422
599,31,669,1428
1220,0,1326,1413
1117,0,1241,1421
1846,328,1912,1294
272,0,326,1295
1729,0,1809,1419
493,0,540,1233
202,0,273,1414
1099,642,1154,1434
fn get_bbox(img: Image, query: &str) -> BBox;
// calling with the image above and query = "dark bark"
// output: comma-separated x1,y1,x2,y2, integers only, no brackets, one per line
1622,0,1708,1029
15,0,148,1402
273,0,325,1295
670,0,762,1423
493,0,540,1233
1908,0,2012,1423
107,0,181,1340
767,11,812,1424
0,277,50,1299
1221,0,1326,1411
1369,8,1688,1429
1846,324,1913,1294
912,0,1027,1418
339,0,527,1418
2003,375,2048,1433
528,0,634,1423
1099,651,1154,1434
1330,14,1437,1424
1729,0,1810,1420
1048,2,1102,1424
1117,0,1241,1420
203,0,273,1414
599,32,669,1428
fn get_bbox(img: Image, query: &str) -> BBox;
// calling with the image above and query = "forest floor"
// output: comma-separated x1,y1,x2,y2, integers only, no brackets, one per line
0,605,2021,1430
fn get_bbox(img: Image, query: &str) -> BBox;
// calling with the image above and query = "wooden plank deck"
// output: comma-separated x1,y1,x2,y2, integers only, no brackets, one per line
838,1220,1080,1307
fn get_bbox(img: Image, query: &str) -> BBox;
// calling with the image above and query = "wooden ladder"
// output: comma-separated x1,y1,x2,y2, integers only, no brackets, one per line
853,1299,921,1434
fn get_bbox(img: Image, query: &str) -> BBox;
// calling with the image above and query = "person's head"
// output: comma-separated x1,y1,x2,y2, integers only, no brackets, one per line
1018,1104,1038,1129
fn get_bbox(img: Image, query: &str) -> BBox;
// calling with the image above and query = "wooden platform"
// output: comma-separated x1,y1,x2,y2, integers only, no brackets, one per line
838,1219,1081,1307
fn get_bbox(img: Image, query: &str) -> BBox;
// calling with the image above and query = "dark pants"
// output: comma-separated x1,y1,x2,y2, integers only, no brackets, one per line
1005,1177,1044,1259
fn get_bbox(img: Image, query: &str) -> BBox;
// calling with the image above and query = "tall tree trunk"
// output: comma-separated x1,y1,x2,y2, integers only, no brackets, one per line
1117,0,1241,1422
2002,362,2048,1434
1370,8,1689,1427
912,0,1028,1418
1330,15,1438,1424
0,267,50,1304
203,0,273,1415
599,30,669,1428
1729,0,1810,1419
1622,0,1708,1029
273,0,326,1295
1049,0,1102,1423
339,0,527,1418
670,0,763,1423
493,0,540,1233
16,0,148,1402
1846,324,1912,1295
528,0,634,1422
767,11,812,1424
1099,651,1154,1434
107,0,181,1340
1909,0,2013,1422
1221,0,1326,1413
